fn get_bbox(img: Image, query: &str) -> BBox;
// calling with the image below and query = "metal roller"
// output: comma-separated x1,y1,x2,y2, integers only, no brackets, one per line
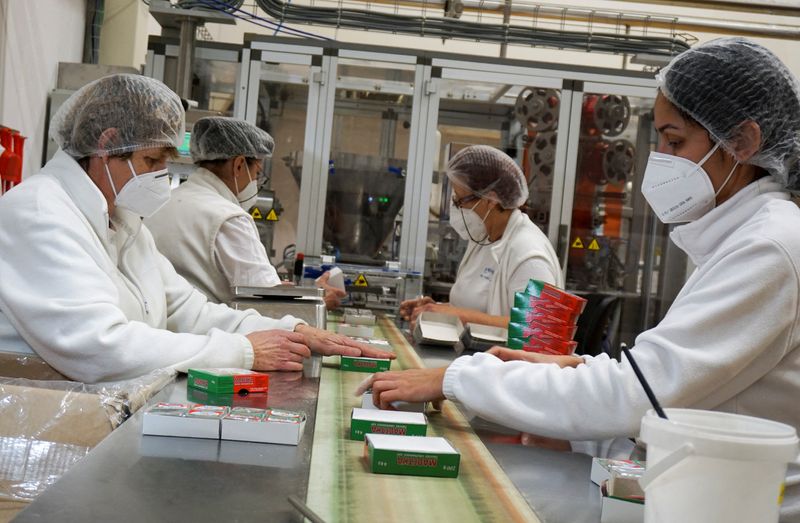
514,87,560,132
529,132,558,178
603,139,636,183
582,94,631,137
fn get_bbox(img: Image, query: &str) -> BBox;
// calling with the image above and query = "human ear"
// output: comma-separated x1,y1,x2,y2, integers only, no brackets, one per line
96,128,119,155
730,121,762,163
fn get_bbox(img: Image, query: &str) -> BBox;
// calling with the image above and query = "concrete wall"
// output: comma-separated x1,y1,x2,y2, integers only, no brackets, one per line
0,0,86,179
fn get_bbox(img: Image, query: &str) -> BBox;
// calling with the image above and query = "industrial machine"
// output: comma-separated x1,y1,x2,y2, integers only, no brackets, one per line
144,34,688,344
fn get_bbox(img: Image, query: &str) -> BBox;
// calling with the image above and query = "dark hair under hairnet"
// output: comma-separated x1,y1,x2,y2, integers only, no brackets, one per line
190,117,275,163
50,74,185,158
657,37,800,191
446,145,528,209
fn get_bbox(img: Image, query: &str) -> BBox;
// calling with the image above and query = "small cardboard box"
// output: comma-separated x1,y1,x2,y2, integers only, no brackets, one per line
343,309,376,326
187,368,268,394
220,408,306,446
142,403,227,439
186,387,269,409
350,408,427,441
337,324,375,337
361,390,426,413
364,434,460,478
590,458,645,486
600,495,644,523
413,312,464,346
340,356,392,373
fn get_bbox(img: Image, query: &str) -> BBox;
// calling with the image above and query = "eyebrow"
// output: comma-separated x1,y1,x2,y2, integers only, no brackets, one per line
656,123,681,133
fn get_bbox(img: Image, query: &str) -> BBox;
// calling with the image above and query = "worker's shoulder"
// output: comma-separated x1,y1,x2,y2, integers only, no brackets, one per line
738,197,800,256
172,181,242,214
0,173,71,218
505,212,551,249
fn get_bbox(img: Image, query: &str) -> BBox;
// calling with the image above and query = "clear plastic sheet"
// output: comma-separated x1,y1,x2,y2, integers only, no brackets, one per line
0,355,176,506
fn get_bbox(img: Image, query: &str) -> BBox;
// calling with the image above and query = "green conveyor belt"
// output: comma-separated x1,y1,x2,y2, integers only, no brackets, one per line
305,316,542,522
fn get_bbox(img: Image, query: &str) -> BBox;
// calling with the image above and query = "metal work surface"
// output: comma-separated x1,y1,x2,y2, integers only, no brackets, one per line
13,317,600,523
13,373,319,523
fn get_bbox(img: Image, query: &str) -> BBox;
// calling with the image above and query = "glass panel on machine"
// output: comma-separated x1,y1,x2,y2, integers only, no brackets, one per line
324,58,415,265
257,62,311,276
566,93,674,348
163,56,237,115
426,78,561,301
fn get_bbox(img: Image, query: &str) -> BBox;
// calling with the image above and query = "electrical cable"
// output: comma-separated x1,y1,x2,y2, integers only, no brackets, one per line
176,0,328,39
253,0,689,56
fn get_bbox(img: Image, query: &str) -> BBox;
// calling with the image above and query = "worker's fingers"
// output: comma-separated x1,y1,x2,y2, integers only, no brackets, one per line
354,375,375,396
370,379,398,408
284,340,312,359
284,351,306,364
279,360,304,372
282,331,308,344
377,389,404,410
357,345,396,359
330,344,361,357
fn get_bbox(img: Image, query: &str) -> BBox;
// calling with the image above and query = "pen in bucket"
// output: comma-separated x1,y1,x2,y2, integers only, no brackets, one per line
621,342,668,420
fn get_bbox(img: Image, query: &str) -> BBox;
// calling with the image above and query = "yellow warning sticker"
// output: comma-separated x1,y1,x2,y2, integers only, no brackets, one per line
571,237,584,249
588,238,600,251
250,207,263,220
354,274,369,287
266,208,279,221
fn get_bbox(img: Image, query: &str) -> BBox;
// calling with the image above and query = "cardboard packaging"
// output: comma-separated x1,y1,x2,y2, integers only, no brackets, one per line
590,458,645,486
337,324,375,337
340,356,392,373
343,308,377,326
350,408,427,441
142,403,227,439
413,312,464,346
361,390,426,412
186,387,269,409
187,368,268,394
221,408,306,446
364,434,460,478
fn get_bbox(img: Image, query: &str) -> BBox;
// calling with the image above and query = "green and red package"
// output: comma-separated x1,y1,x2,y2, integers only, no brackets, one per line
187,368,269,394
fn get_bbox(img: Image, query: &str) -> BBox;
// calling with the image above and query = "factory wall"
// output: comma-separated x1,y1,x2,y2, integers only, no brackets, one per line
0,0,85,180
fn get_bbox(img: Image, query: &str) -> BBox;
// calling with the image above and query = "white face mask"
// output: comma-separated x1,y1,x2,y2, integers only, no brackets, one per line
449,200,492,244
641,142,739,224
234,163,258,211
105,160,171,218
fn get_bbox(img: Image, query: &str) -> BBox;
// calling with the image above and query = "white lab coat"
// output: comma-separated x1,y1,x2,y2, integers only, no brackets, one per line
442,178,800,521
145,167,281,305
449,209,563,315
0,150,301,383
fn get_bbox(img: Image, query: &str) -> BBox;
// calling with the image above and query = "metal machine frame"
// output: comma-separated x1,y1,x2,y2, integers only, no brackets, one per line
145,34,686,334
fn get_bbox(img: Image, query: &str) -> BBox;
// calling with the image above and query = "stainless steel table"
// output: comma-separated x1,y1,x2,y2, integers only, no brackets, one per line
14,323,601,523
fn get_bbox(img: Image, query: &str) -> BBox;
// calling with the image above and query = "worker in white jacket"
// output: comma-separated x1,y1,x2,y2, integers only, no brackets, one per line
0,74,392,383
400,145,563,328
367,38,800,521
146,117,281,304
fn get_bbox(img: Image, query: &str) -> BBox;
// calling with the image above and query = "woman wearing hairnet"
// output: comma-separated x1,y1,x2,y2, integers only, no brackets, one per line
0,74,392,383
146,117,283,305
367,38,800,521
399,145,563,328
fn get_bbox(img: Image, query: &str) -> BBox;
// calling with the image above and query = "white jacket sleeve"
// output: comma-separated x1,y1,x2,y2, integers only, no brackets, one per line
443,236,798,440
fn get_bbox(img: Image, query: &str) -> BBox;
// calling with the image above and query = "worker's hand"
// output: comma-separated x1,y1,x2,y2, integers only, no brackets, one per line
365,368,447,409
486,346,583,368
519,432,572,451
246,330,312,372
294,324,395,359
408,302,454,331
316,271,347,310
399,296,434,321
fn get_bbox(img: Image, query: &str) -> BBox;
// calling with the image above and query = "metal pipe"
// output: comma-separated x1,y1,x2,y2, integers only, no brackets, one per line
176,17,197,99
500,0,512,58
614,0,800,17
391,0,800,40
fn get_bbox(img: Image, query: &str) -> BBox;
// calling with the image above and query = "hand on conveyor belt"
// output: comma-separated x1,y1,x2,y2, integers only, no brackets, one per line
485,347,583,368
362,367,447,410
294,324,396,360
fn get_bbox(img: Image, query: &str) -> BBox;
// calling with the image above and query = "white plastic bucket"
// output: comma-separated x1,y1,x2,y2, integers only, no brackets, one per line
639,408,799,523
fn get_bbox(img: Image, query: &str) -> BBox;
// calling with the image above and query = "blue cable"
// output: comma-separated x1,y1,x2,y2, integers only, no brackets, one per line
185,0,327,40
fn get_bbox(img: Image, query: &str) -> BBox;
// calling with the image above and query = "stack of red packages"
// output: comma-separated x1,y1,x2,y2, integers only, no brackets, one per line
507,280,587,355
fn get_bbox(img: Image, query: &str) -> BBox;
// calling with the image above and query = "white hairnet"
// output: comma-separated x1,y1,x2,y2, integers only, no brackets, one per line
657,37,800,191
190,117,275,163
446,145,528,209
50,74,184,158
